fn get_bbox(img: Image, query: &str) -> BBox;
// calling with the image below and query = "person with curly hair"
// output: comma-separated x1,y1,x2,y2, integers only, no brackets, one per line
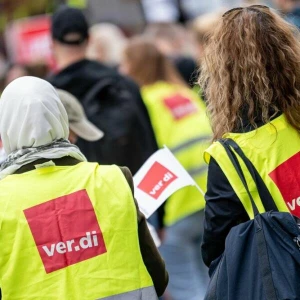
199,5,300,268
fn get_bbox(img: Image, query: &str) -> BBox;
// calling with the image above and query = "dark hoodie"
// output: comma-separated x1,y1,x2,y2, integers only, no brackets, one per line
48,59,158,174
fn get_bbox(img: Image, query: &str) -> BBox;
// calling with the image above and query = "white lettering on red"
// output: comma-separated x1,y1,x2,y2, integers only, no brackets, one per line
42,232,99,257
149,172,174,196
172,103,197,119
287,197,300,211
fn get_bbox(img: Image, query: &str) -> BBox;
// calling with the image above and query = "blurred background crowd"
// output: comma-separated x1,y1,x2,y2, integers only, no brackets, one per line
0,1,299,300
0,0,298,91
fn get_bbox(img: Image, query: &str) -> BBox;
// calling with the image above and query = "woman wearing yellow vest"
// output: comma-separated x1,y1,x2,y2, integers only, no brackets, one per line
198,5,300,269
0,76,168,299
120,38,211,300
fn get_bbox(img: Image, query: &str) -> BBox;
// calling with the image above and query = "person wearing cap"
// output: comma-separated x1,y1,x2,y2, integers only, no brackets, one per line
0,76,168,299
48,5,158,174
56,89,104,144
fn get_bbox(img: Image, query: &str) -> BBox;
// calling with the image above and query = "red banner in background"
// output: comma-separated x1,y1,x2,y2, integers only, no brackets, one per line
5,15,55,69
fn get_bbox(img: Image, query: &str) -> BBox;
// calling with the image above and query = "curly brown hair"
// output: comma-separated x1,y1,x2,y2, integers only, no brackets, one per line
199,6,300,140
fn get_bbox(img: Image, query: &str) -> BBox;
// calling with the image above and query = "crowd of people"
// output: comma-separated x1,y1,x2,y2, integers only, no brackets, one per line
0,0,299,299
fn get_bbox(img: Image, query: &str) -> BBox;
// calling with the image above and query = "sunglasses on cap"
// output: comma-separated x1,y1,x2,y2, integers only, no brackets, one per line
222,5,269,18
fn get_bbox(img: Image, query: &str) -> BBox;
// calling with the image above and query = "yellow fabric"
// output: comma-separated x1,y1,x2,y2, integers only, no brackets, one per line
205,114,299,219
0,162,153,299
67,0,87,8
142,81,211,225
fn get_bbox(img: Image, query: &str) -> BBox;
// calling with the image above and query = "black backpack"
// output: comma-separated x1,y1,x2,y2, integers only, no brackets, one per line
76,75,148,174
205,139,300,300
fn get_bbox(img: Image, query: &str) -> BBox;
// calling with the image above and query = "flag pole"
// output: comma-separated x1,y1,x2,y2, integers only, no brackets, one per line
195,184,205,196
163,145,206,197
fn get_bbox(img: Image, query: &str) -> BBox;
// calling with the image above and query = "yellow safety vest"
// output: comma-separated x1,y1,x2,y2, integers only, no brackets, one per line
0,162,155,299
142,81,211,226
205,114,300,219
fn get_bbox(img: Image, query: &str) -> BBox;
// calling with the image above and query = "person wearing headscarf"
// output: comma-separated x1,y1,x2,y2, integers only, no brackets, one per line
0,78,86,178
0,88,104,166
0,76,168,299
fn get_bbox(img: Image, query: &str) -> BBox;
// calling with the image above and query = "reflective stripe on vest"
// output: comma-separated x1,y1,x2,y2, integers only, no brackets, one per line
170,135,211,154
205,114,299,219
142,81,212,225
187,164,208,177
0,163,155,299
98,286,158,300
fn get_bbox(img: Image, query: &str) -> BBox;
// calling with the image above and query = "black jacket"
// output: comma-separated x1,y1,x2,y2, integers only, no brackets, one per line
48,59,158,174
201,157,249,267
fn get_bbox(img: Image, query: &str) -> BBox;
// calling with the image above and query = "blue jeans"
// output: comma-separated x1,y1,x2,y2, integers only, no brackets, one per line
159,210,209,300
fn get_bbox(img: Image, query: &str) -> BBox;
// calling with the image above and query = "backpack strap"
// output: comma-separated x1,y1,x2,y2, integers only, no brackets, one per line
219,138,278,213
83,77,112,99
219,138,278,300
218,139,260,217
205,255,223,300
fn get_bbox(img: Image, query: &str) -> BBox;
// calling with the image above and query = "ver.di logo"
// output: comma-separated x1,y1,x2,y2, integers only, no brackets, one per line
164,94,198,120
269,151,300,218
138,161,178,200
24,189,107,273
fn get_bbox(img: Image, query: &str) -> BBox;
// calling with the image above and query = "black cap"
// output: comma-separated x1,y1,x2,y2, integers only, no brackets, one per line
51,6,89,45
